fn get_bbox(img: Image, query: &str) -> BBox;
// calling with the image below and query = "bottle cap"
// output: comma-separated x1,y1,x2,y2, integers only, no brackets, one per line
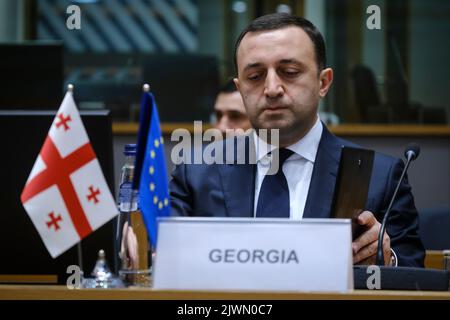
90,249,111,280
82,250,125,288
124,144,137,156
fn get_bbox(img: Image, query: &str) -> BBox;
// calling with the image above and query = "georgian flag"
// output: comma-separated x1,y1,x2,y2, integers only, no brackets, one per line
20,90,119,258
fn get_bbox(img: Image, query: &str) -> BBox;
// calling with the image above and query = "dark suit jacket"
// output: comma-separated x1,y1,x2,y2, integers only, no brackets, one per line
169,125,425,267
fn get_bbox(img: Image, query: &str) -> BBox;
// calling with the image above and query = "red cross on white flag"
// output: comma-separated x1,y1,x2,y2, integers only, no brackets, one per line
21,90,119,258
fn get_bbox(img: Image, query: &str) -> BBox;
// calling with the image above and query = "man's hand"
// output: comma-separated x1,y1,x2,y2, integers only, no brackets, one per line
119,221,139,269
352,211,391,265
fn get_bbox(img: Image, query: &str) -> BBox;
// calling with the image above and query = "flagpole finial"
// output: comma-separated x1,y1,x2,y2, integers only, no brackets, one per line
143,84,150,92
67,84,74,92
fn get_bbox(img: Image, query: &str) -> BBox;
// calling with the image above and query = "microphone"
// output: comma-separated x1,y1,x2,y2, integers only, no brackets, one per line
404,143,420,161
375,143,420,265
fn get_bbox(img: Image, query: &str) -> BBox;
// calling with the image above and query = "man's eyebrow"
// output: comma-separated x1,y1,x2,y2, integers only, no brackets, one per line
243,62,263,72
279,59,304,66
243,60,305,71
228,109,246,114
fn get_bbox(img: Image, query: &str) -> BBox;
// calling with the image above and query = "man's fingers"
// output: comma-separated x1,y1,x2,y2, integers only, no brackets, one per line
353,231,391,265
352,211,380,253
353,223,380,253
383,233,391,265
353,241,378,264
357,211,377,227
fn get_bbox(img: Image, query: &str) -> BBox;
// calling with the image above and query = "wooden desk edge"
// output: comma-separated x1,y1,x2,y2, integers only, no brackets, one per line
1,285,449,300
0,275,57,284
113,123,450,137
425,250,445,270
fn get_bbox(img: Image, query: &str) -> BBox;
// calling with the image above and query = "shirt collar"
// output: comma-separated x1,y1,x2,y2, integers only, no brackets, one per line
253,116,323,163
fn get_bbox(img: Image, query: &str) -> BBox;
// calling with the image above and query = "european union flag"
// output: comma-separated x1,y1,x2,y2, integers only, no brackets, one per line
134,88,170,248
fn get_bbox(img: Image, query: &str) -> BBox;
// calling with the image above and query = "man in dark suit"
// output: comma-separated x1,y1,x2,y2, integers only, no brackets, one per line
169,13,425,267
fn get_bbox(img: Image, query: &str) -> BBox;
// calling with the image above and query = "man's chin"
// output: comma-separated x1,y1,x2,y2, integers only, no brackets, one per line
255,118,291,131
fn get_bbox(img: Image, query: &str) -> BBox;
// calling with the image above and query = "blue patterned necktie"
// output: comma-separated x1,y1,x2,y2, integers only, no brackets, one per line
256,148,293,218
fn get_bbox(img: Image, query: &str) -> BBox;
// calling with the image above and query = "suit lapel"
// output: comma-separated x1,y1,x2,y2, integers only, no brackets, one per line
218,134,256,217
303,125,342,218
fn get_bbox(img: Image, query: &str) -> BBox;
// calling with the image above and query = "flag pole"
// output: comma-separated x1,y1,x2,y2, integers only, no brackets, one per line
132,83,151,191
77,243,84,273
67,83,84,272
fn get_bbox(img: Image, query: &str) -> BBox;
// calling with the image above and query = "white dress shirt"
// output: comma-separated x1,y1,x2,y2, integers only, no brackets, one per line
253,117,323,220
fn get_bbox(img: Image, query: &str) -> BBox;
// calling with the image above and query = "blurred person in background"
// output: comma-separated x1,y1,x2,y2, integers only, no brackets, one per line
212,78,252,134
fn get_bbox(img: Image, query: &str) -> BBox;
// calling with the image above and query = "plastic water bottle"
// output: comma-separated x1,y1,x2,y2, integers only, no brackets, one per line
116,144,151,287
118,144,138,212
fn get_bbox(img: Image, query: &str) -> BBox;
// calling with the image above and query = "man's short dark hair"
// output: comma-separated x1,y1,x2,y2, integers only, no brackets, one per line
234,13,326,74
218,78,238,94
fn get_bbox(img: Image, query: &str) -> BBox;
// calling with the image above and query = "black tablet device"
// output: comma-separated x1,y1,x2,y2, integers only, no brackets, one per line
331,146,374,239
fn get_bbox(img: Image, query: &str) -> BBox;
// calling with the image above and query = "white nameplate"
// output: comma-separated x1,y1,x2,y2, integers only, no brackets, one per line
153,217,353,292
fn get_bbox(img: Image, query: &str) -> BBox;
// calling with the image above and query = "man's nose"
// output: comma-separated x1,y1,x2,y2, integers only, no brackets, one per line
264,70,284,98
216,116,230,133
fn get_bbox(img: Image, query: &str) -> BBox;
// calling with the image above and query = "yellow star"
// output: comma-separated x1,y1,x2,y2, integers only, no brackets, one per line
154,139,160,148
149,166,154,175
149,183,155,192
164,198,169,206
160,137,164,144
153,196,158,204
150,150,155,159
158,201,163,210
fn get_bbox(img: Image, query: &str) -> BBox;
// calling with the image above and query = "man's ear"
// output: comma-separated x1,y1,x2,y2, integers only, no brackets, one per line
233,77,240,91
319,68,333,98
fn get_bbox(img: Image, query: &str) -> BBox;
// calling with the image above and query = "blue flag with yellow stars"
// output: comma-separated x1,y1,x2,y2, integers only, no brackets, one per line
135,90,170,248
